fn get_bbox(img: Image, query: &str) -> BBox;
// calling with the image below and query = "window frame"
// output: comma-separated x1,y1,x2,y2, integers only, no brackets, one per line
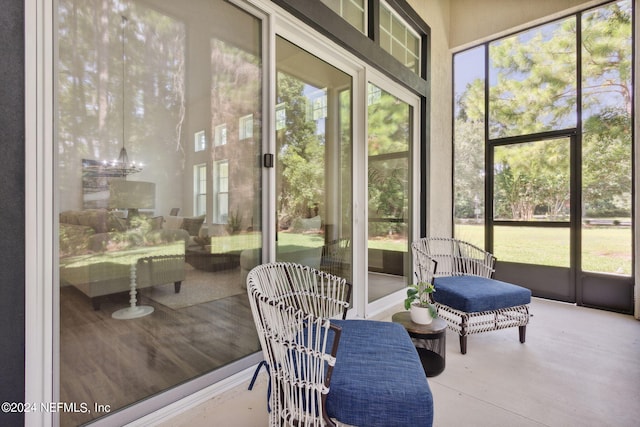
319,0,367,34
195,130,206,152
239,114,254,140
272,0,430,91
364,71,422,316
214,124,227,146
379,0,421,74
194,163,207,216
213,159,229,223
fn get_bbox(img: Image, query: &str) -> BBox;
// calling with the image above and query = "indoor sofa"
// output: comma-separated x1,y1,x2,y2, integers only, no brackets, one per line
59,209,190,309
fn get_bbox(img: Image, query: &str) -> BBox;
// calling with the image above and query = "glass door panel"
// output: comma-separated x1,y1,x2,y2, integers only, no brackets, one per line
275,36,353,281
367,83,412,302
57,1,262,424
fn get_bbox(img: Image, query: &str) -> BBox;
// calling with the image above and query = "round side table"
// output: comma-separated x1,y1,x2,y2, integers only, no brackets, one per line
392,312,447,377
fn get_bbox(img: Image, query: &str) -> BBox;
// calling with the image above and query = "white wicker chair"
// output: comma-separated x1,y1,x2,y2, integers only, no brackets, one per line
247,262,352,427
412,237,530,354
413,237,497,278
320,238,351,278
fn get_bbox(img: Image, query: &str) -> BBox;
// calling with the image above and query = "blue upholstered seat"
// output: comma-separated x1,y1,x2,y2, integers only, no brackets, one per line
327,319,434,427
434,275,531,313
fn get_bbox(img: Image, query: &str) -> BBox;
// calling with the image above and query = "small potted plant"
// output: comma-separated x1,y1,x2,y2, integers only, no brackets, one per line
404,281,437,325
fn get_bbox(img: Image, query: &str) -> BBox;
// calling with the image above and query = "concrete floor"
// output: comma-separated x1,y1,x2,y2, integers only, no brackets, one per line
157,298,640,427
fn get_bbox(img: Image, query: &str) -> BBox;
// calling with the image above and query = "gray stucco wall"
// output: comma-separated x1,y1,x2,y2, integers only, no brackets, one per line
0,0,25,425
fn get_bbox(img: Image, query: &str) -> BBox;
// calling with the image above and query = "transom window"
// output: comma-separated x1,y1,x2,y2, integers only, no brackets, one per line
320,0,366,34
379,1,420,74
319,0,424,78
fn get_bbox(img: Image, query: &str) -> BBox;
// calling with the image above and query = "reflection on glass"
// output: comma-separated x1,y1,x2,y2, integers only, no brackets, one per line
275,36,353,283
493,226,570,267
453,46,485,248
57,0,262,424
367,83,411,302
581,0,632,275
493,139,570,222
320,0,366,34
489,17,577,139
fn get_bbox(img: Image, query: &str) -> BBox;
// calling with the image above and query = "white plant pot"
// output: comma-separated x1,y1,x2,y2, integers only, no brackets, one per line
410,304,433,325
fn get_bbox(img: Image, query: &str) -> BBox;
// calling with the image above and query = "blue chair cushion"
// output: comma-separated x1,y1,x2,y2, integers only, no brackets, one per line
433,276,531,313
327,319,433,427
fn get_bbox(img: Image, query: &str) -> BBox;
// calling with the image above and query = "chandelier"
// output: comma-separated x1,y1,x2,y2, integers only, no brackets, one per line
89,15,142,178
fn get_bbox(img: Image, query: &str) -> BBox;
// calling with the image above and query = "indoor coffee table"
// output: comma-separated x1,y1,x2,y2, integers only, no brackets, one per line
185,245,240,272
392,311,447,377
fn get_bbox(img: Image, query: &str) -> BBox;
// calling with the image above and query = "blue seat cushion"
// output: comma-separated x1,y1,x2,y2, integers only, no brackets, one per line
433,276,531,313
327,319,433,427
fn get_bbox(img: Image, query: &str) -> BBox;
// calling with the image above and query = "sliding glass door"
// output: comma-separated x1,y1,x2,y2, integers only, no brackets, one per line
366,80,418,305
54,2,425,424
274,36,353,281
57,1,263,424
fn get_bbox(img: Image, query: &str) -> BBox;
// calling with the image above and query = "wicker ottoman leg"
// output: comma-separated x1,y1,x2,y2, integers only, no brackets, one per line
174,281,182,293
460,314,468,354
519,325,526,343
459,335,467,355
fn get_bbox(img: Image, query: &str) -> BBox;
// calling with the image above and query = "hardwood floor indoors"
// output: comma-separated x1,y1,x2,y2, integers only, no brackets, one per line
59,266,259,427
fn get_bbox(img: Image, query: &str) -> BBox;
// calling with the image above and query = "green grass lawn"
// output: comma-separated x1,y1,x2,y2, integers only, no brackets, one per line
198,227,631,276
455,224,632,275
277,232,325,249
60,241,185,269
367,238,407,252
